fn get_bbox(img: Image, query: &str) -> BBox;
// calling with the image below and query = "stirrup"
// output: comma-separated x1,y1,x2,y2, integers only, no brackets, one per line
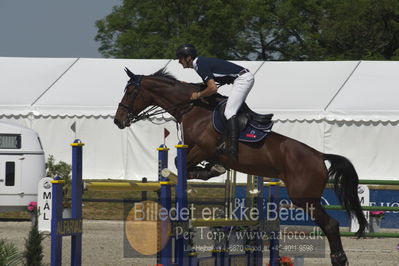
216,146,237,160
216,141,226,151
216,142,229,154
216,141,230,156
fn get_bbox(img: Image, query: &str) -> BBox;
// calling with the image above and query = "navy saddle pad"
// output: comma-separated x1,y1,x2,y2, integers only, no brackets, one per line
212,100,274,143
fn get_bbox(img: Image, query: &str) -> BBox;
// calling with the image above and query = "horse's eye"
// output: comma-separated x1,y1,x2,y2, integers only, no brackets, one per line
126,88,136,97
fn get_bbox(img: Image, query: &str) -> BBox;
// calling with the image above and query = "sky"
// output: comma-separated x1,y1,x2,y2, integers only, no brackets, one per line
0,0,121,58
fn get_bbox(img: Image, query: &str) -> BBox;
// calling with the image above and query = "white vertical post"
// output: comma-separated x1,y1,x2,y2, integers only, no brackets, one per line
37,177,52,232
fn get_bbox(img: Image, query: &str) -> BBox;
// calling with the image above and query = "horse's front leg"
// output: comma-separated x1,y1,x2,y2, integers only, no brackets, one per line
185,144,226,180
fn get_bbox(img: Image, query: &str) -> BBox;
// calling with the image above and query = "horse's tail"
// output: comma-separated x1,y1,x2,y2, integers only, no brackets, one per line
323,153,368,237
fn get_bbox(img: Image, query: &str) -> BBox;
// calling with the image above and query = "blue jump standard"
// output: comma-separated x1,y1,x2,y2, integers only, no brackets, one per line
50,140,278,266
269,178,280,266
158,144,173,266
51,140,84,266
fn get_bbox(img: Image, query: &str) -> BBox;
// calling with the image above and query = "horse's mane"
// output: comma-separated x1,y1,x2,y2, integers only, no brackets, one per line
149,67,205,91
149,67,226,110
150,68,178,82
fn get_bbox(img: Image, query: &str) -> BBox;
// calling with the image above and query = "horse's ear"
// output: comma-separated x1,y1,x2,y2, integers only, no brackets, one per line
125,67,136,79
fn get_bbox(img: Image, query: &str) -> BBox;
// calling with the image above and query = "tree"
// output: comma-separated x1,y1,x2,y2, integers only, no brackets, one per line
239,0,399,60
23,217,45,266
317,0,399,60
95,0,399,60
95,0,246,59
46,155,72,198
236,0,326,60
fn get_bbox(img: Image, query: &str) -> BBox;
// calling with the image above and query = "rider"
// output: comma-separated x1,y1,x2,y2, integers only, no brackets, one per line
176,44,255,159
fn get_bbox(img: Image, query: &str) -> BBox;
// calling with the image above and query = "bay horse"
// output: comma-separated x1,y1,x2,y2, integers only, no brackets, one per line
114,68,367,266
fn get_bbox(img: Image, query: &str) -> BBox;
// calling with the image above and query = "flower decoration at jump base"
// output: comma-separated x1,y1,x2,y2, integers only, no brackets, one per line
369,210,385,218
27,201,38,225
268,256,294,266
27,201,38,213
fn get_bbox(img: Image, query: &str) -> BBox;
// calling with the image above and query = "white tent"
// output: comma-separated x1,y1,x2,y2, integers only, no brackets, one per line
1,57,398,181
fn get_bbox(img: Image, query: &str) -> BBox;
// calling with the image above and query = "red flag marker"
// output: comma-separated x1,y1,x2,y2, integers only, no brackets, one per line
164,128,170,138
163,128,170,146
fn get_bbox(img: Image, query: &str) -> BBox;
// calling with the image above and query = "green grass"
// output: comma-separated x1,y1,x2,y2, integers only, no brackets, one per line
0,181,227,221
0,211,30,220
82,181,227,220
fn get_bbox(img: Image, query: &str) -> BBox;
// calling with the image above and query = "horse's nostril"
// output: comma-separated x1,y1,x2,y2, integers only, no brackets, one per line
114,119,124,129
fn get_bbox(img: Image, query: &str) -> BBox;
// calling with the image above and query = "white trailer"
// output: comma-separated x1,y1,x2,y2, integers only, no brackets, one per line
0,121,45,212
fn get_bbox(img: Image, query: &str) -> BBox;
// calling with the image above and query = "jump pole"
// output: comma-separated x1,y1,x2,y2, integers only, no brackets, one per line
253,175,264,266
268,178,280,266
71,140,84,266
50,176,63,266
157,144,173,266
174,142,189,266
51,139,84,266
158,142,189,265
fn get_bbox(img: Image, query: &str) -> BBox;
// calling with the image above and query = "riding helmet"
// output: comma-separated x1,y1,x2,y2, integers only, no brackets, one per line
175,44,197,59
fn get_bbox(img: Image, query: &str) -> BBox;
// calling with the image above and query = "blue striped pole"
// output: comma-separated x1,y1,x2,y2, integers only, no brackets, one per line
71,140,84,266
50,140,84,266
269,178,280,266
50,176,64,266
175,143,188,266
157,145,172,266
254,176,264,266
188,251,198,266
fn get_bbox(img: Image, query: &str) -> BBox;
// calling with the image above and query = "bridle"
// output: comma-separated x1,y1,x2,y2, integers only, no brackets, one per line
118,76,194,124
117,76,143,124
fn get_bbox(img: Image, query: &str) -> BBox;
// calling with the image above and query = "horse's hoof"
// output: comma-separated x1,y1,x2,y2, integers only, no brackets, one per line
210,164,226,175
330,251,348,266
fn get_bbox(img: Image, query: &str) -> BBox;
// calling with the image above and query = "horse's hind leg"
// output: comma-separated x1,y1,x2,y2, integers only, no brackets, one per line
293,198,348,266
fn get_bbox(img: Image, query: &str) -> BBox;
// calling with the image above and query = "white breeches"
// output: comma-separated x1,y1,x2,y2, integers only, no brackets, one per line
224,72,254,120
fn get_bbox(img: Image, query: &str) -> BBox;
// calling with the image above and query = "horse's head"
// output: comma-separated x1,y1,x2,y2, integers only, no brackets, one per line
115,67,200,129
114,68,153,129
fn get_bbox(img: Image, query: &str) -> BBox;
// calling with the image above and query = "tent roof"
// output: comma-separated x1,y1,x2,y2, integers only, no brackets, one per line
325,61,399,121
1,57,398,121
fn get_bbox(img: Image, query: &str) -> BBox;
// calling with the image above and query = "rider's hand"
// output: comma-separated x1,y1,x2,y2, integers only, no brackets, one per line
190,92,201,100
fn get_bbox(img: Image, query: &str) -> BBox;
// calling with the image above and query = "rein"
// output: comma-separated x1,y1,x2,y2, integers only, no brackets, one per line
128,100,193,123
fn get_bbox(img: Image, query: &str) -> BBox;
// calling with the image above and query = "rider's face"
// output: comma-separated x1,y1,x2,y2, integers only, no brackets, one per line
178,56,193,68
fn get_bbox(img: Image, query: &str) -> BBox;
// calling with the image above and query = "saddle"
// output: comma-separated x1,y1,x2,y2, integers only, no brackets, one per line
213,99,274,143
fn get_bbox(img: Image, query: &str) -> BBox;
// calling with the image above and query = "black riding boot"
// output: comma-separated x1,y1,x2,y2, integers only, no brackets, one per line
216,116,239,160
227,115,239,159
